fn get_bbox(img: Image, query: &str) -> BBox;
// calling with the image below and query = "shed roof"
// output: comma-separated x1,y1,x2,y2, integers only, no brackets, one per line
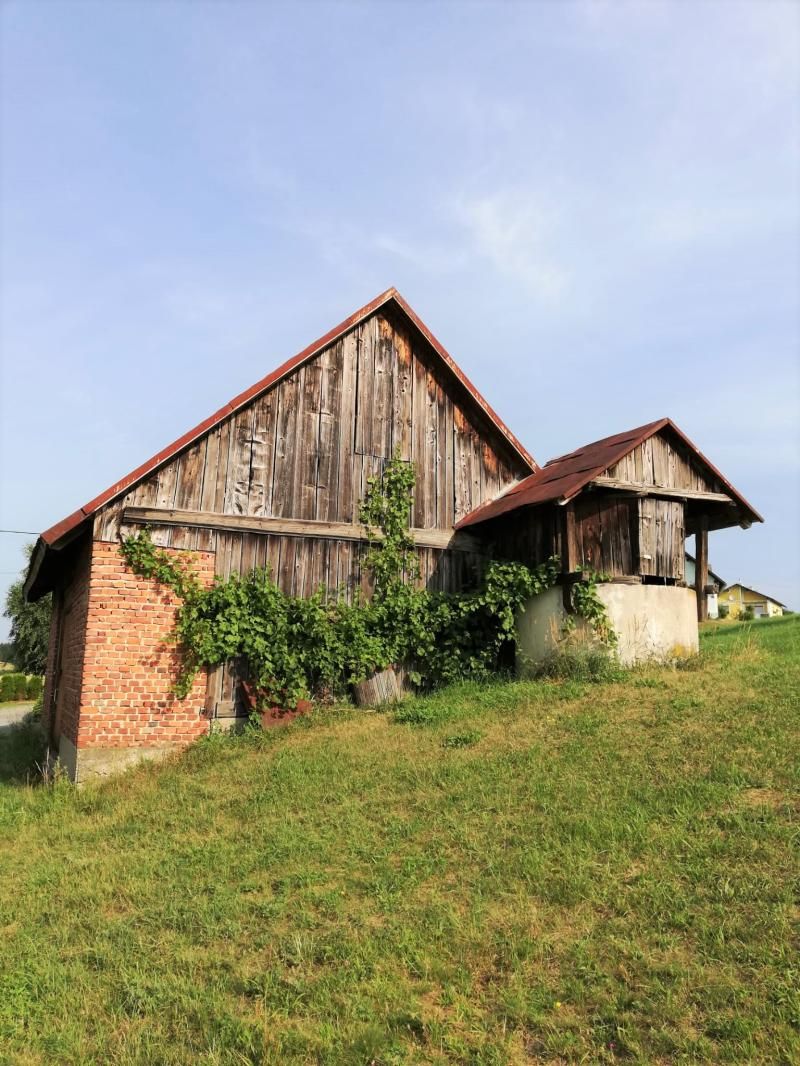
456,417,763,528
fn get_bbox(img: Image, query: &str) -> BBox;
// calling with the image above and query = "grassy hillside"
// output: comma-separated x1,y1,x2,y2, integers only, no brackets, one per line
1,619,797,1065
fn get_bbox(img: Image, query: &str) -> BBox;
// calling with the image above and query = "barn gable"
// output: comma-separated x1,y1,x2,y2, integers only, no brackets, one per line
26,289,534,602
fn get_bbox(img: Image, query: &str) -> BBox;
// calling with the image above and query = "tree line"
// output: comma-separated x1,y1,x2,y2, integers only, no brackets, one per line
2,544,51,675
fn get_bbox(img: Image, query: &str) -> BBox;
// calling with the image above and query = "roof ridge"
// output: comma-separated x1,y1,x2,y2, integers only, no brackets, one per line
543,419,668,468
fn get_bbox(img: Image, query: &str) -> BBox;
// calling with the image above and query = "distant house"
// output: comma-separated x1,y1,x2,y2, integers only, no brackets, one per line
720,584,785,619
685,552,726,619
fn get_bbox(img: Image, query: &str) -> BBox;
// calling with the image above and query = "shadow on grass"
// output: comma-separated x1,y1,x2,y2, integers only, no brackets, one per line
0,716,47,785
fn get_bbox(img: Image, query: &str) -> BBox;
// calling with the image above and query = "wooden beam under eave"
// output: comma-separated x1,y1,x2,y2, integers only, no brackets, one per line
121,506,484,554
590,478,733,504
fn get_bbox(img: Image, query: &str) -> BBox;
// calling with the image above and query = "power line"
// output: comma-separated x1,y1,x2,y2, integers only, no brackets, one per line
0,530,37,536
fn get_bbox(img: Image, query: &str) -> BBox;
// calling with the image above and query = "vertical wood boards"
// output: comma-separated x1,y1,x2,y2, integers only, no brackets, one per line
411,345,429,526
337,329,358,523
91,307,529,602
299,362,322,519
453,404,473,523
271,374,300,518
226,405,257,516
171,439,206,550
316,342,341,522
248,391,277,518
570,496,636,576
355,319,375,457
561,504,577,573
638,498,656,576
602,432,721,495
213,416,234,514
391,321,413,460
422,366,439,529
637,498,684,579
373,317,393,459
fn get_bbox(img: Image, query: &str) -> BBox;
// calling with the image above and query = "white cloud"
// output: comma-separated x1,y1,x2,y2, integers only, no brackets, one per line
451,190,569,303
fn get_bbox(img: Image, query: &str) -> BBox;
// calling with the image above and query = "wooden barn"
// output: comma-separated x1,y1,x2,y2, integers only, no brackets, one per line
24,288,762,780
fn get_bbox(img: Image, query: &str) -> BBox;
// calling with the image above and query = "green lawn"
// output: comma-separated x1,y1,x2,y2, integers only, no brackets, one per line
1,619,798,1065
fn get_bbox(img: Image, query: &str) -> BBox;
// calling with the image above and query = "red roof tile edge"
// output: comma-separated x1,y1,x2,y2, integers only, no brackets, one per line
38,287,537,549
456,417,763,528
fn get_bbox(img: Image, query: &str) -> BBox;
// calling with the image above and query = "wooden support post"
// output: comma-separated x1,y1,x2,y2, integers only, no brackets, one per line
560,503,577,611
695,517,708,622
560,503,576,574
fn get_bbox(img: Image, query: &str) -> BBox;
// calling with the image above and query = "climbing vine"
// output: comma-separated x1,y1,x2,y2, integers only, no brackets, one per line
120,455,615,709
562,568,618,648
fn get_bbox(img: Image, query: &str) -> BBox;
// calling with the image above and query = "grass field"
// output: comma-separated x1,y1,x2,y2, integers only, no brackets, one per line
0,618,797,1065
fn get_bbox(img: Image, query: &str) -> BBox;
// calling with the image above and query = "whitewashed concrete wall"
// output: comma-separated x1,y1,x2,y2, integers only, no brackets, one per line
516,584,699,670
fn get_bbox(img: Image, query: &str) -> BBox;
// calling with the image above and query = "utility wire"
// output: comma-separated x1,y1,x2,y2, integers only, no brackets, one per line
0,530,37,536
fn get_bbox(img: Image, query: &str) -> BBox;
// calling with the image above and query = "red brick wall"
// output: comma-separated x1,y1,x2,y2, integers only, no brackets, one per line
76,540,215,750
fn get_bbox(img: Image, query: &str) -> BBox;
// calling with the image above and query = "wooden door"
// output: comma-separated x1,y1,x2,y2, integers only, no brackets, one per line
205,659,249,721
637,498,685,579
50,595,68,746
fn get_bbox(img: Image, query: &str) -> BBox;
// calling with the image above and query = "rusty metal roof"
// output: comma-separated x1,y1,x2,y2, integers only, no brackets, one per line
456,417,763,528
35,287,537,553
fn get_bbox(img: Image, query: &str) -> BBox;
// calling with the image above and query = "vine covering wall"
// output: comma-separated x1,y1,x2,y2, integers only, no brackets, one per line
121,456,614,709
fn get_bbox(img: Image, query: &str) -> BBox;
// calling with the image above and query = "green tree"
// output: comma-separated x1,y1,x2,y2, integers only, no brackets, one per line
3,545,51,675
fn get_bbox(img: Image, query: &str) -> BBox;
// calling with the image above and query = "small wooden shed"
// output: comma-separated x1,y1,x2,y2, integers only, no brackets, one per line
456,419,762,666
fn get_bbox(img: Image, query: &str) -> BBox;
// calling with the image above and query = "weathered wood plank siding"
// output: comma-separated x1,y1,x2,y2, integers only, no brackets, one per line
603,433,722,495
638,498,685,580
98,308,527,599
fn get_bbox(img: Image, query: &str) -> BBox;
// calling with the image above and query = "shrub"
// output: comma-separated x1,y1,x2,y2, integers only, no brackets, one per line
28,690,44,720
25,676,44,701
718,604,730,619
741,606,755,622
0,673,29,702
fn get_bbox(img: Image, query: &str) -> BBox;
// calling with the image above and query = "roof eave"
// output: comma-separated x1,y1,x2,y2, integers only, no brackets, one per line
23,538,48,603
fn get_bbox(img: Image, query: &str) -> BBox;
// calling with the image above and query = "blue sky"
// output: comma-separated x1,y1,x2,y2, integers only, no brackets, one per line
1,0,798,636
